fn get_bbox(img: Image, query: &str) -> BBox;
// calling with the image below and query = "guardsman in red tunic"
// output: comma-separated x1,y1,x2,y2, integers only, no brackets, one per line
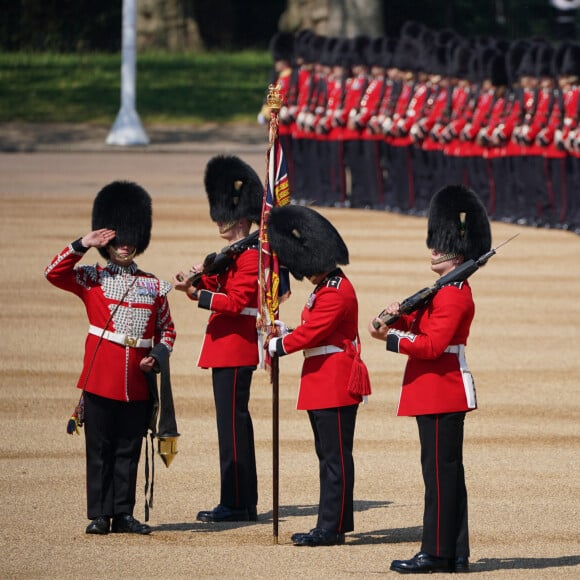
45,181,176,536
173,155,263,523
308,36,338,205
477,53,511,218
341,35,371,208
558,43,580,232
266,205,370,547
511,41,551,225
413,45,452,203
369,185,491,574
318,38,351,207
441,45,491,206
291,30,318,203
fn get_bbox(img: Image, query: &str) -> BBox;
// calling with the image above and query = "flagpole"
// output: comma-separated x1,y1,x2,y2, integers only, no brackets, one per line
259,83,283,545
268,85,282,545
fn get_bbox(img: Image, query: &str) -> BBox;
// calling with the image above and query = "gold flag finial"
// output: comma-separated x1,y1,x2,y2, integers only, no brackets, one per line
266,84,283,113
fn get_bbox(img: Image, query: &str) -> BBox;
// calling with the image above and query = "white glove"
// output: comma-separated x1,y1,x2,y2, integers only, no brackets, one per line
268,337,280,357
274,320,289,335
257,113,266,125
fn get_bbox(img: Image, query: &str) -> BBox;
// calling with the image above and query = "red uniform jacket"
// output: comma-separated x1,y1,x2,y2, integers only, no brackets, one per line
481,94,508,159
537,87,566,159
514,88,546,156
390,82,430,147
420,86,449,152
339,73,368,141
195,247,260,369
44,242,176,402
276,269,363,411
386,281,476,416
385,80,413,145
560,86,579,155
318,76,342,139
457,89,494,158
292,66,316,140
358,75,387,141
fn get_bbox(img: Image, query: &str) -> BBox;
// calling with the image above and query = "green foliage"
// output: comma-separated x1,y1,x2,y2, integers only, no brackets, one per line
0,51,272,123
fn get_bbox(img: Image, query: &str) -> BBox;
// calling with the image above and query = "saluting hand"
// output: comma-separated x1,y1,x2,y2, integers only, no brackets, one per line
81,228,116,249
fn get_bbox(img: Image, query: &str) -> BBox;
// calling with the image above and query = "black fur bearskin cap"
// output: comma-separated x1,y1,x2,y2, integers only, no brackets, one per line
267,205,349,280
204,155,264,225
91,180,152,260
426,185,491,261
269,32,295,63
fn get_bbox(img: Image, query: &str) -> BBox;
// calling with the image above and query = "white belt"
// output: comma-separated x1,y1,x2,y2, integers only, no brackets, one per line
241,307,258,316
444,344,477,409
444,344,462,354
304,345,344,358
88,325,153,348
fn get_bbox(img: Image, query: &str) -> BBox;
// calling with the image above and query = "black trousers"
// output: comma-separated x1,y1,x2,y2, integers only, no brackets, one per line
416,412,469,559
212,366,258,510
84,392,149,520
389,145,415,212
307,404,358,534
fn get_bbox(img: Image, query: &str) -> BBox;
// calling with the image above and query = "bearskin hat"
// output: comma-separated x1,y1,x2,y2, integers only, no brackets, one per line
267,205,349,280
366,36,386,68
426,185,491,262
320,36,338,67
489,53,509,87
536,44,555,78
507,39,530,85
351,35,371,67
204,155,263,225
91,181,152,260
449,43,471,79
269,32,295,64
295,29,315,63
394,37,421,72
333,37,352,69
561,42,580,77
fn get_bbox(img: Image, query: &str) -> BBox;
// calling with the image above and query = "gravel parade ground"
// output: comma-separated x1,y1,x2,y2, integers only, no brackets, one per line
0,123,578,578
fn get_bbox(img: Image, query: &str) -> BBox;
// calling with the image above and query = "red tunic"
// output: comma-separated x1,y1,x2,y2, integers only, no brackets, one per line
195,247,260,369
44,243,176,402
339,73,368,141
278,270,363,411
419,87,449,152
387,281,476,416
358,75,387,141
292,66,316,140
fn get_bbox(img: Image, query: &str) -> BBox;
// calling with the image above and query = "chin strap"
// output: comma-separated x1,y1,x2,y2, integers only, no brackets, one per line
431,252,459,265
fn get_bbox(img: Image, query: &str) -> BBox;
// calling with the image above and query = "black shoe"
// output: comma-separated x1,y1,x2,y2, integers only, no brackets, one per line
247,505,258,522
291,527,345,547
454,557,470,573
85,516,110,535
196,504,255,523
390,552,454,574
111,514,151,535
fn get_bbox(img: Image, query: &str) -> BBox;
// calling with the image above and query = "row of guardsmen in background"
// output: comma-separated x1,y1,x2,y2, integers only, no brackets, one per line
260,20,580,235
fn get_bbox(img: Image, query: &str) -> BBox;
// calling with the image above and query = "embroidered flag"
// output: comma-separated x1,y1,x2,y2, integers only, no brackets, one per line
257,113,291,354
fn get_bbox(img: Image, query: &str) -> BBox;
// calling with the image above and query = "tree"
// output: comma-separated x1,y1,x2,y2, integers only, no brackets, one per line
279,0,383,36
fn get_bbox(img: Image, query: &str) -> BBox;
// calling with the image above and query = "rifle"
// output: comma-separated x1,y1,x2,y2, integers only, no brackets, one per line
177,230,259,286
372,234,518,329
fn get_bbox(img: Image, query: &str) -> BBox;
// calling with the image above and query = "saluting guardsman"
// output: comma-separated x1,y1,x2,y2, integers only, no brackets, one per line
45,181,176,535
174,155,263,523
266,205,371,547
369,185,491,574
